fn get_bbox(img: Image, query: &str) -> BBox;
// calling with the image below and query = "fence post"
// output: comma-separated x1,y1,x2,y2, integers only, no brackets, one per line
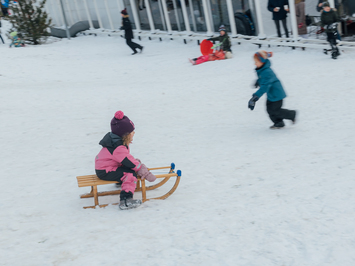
59,0,71,39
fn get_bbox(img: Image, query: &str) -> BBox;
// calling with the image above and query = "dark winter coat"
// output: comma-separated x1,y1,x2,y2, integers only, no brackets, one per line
120,16,134,40
268,0,289,20
320,9,339,30
209,33,232,52
254,60,286,102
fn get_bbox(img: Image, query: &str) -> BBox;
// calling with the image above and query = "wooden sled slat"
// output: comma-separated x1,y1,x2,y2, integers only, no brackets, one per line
76,163,181,209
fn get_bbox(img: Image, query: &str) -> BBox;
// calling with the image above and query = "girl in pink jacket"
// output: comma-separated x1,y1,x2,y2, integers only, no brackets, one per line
95,111,156,210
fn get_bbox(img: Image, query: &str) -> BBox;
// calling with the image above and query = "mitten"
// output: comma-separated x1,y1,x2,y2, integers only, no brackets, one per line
137,164,157,182
143,171,156,182
248,95,259,110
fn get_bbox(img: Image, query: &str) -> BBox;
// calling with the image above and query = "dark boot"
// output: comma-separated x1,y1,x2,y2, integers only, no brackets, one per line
270,121,285,129
119,191,142,210
291,110,297,124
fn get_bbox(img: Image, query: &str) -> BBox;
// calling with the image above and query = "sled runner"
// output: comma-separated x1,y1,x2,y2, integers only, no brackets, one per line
76,163,181,209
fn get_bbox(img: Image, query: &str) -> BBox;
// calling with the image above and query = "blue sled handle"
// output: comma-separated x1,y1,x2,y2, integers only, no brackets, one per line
177,170,182,176
170,163,175,170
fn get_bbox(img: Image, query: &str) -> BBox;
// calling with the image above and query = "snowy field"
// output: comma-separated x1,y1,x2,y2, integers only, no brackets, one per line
1,19,355,265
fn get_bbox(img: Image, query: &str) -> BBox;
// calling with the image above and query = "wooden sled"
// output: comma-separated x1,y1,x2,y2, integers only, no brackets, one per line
76,163,181,209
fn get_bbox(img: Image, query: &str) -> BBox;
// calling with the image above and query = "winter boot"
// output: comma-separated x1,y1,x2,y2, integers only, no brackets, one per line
291,110,297,124
119,191,142,210
270,121,285,129
119,198,142,210
331,50,338,59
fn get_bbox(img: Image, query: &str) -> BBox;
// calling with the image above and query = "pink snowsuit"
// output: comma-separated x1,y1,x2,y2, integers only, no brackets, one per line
95,132,142,195
195,50,225,65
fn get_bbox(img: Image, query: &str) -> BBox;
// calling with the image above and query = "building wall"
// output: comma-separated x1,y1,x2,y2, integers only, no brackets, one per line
46,0,321,38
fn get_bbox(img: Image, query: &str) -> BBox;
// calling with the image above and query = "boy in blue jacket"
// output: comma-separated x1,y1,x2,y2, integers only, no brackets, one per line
248,50,296,129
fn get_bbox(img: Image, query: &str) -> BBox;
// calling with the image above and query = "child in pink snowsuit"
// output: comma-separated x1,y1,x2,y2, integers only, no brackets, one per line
95,111,156,210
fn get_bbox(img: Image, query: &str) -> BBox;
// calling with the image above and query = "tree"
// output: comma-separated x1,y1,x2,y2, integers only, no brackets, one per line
6,0,52,44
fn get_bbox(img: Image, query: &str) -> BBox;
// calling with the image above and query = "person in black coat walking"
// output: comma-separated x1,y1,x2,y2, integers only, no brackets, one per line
120,9,143,55
268,0,290,38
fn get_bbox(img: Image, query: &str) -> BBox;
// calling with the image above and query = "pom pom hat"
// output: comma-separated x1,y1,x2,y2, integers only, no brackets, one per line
121,8,128,15
254,50,273,64
218,25,226,32
110,111,135,138
322,2,330,7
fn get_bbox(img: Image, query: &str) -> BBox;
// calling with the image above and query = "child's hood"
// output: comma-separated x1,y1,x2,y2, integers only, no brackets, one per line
256,59,271,73
99,132,124,151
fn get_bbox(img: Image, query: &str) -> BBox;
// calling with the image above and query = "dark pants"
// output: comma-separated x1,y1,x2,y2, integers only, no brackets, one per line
274,19,289,38
326,31,339,56
0,35,4,44
266,100,295,125
126,38,142,53
327,31,337,44
1,7,9,16
96,167,137,183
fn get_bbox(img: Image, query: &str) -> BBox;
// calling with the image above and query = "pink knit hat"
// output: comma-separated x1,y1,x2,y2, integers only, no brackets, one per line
110,111,135,137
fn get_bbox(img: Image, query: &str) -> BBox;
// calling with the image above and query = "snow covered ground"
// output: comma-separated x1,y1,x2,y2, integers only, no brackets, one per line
1,20,355,265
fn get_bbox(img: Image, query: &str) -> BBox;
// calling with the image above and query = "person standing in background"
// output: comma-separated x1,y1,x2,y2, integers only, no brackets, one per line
295,0,307,38
268,0,290,38
120,8,144,55
0,0,9,16
0,17,4,44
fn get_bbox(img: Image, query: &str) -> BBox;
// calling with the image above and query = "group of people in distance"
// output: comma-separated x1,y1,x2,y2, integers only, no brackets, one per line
267,0,341,58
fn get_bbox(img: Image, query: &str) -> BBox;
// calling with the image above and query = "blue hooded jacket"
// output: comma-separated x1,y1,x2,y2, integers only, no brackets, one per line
254,59,286,102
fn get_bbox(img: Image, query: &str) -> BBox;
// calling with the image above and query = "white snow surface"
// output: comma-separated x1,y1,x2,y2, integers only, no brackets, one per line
1,20,355,265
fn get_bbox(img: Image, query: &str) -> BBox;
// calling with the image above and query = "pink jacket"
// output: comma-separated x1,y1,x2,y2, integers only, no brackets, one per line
95,132,141,173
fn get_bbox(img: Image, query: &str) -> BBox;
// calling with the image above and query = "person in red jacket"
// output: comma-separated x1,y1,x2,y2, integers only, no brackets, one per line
95,111,156,210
